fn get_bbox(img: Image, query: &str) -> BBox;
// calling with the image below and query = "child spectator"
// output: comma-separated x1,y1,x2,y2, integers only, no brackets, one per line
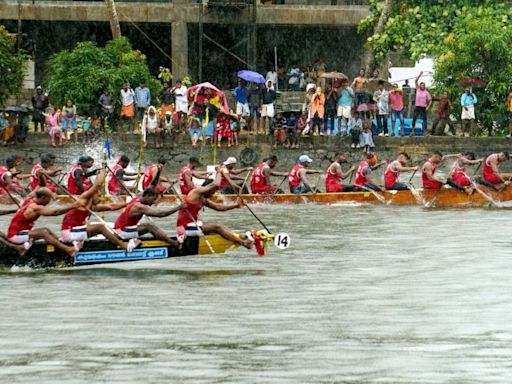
215,112,231,147
285,113,298,149
350,111,363,149
44,107,63,147
359,111,375,154
62,99,78,143
80,112,93,143
229,115,239,147
272,112,287,149
188,114,202,147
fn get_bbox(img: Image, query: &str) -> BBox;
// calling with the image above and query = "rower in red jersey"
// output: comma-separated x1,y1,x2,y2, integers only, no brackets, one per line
67,156,98,195
176,177,253,249
6,188,80,257
113,187,182,246
0,207,27,254
447,152,483,194
324,153,356,193
178,157,207,196
140,156,174,194
384,152,417,190
288,155,323,194
0,155,27,196
422,151,459,190
480,152,512,190
218,157,253,194
106,155,137,196
354,153,386,192
250,156,288,194
29,153,63,193
60,168,138,252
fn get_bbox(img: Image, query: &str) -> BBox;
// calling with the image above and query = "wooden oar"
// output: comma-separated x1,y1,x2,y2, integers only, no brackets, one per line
408,168,417,184
233,177,272,234
0,185,21,208
360,185,386,204
270,175,288,197
463,171,501,208
239,171,251,194
312,173,322,195
105,165,134,198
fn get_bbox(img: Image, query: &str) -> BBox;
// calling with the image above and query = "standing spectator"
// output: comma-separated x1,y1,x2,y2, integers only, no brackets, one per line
247,83,260,135
142,106,162,149
410,71,432,136
324,85,338,135
266,69,278,90
305,64,316,85
260,80,276,135
158,81,174,116
460,88,478,137
360,112,375,154
233,79,249,120
172,79,188,132
44,107,63,147
403,79,411,88
310,87,325,136
120,82,135,134
61,99,78,143
287,66,302,91
351,68,368,106
432,91,455,136
315,59,327,89
98,89,114,129
373,81,390,136
337,79,354,136
31,86,49,133
286,113,298,148
389,84,405,136
134,80,151,127
272,112,287,149
507,91,512,138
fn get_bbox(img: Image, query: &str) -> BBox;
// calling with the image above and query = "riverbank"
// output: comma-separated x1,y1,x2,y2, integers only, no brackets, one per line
2,133,512,172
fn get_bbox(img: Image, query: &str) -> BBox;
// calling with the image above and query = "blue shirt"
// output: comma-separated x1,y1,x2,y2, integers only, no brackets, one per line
234,86,248,104
338,87,354,107
134,86,151,107
461,92,477,107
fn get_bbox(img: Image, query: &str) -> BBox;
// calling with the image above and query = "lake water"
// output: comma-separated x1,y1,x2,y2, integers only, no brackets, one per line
1,204,512,383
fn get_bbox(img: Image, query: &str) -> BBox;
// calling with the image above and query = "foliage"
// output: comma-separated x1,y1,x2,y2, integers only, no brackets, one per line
46,37,160,112
158,66,193,87
0,25,28,106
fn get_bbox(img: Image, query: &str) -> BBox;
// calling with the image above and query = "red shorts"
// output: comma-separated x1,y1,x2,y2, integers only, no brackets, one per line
483,171,501,185
452,171,470,187
326,182,343,193
273,129,286,143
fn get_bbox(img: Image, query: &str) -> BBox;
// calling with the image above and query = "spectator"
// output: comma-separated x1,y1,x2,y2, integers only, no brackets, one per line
304,64,316,85
507,91,512,138
373,80,390,136
410,71,432,136
432,91,455,136
265,69,278,89
389,84,405,136
203,98,219,145
61,99,78,143
260,80,277,135
172,79,188,132
44,107,63,147
315,59,327,88
287,66,303,91
120,82,135,133
161,111,173,137
350,111,362,149
216,112,231,147
141,106,162,149
98,89,114,129
247,83,261,135
80,112,94,143
272,112,287,149
158,81,174,116
310,87,325,136
233,79,249,119
229,115,240,147
286,113,298,149
31,85,49,133
403,79,411,88
461,87,478,137
360,112,375,154
351,68,368,106
337,79,354,136
0,113,8,140
134,80,151,126
188,114,202,147
324,85,338,135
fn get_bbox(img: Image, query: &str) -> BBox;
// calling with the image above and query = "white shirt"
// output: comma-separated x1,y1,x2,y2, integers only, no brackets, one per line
174,85,188,113
120,88,135,106
266,71,278,86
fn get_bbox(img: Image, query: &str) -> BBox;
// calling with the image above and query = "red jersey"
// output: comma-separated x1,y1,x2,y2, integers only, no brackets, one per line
7,199,36,237
107,163,123,195
218,165,231,190
251,163,270,194
422,160,442,189
384,160,401,189
114,198,142,229
179,165,193,195
288,164,303,188
67,164,92,195
325,162,343,193
61,208,90,230
483,154,501,185
354,161,371,187
450,161,470,187
142,164,159,190
0,166,23,193
177,196,204,227
29,164,57,192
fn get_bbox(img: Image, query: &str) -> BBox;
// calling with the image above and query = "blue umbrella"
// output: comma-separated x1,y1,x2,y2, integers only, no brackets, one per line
237,70,265,84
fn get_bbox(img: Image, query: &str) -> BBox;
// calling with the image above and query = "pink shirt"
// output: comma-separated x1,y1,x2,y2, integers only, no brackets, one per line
415,88,431,108
389,91,403,111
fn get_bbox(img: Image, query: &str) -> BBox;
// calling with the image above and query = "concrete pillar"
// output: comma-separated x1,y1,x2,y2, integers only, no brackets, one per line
171,21,188,82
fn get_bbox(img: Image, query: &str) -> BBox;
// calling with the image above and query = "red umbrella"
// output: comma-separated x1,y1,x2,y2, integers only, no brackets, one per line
187,82,229,112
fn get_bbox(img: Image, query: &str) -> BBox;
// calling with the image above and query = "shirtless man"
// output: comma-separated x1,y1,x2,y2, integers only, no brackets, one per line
351,68,368,106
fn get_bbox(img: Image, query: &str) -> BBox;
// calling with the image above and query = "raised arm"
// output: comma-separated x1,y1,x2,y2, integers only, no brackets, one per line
415,71,423,88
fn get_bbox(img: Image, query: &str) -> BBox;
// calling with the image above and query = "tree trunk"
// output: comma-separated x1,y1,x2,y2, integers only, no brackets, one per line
362,0,394,74
105,0,122,40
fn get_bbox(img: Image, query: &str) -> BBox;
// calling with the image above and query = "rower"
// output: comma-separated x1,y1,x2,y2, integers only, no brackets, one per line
325,153,356,193
422,151,459,190
176,178,253,249
113,187,182,246
29,153,63,193
480,152,512,190
67,156,98,195
0,155,27,196
178,156,207,196
6,188,81,257
250,155,288,194
61,169,139,252
384,152,418,190
0,208,28,254
141,156,174,194
354,153,386,192
288,155,323,194
106,155,137,196
447,152,483,193
218,157,253,194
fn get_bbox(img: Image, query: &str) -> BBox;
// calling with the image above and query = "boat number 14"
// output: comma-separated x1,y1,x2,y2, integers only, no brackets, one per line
274,233,291,250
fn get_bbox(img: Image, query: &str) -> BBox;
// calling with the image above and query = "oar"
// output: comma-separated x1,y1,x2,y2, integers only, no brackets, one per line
238,170,251,195
312,173,322,195
233,177,272,234
0,185,21,208
105,164,134,198
463,171,501,208
408,168,417,184
270,175,288,197
361,185,386,204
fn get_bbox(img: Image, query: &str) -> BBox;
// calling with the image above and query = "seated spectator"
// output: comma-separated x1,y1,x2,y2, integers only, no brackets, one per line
142,106,162,149
350,111,363,149
360,112,375,154
285,113,298,149
80,112,94,143
44,107,64,147
188,114,202,147
216,112,231,148
272,112,287,149
229,114,240,147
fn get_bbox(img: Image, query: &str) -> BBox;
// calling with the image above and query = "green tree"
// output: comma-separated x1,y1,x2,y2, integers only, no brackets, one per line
0,25,28,106
46,37,160,113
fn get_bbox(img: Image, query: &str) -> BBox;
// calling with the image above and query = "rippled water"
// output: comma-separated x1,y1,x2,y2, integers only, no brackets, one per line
1,204,512,383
